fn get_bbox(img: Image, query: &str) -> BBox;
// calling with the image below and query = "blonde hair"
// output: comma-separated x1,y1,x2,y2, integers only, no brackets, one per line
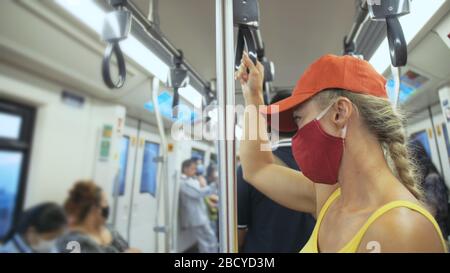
314,89,423,201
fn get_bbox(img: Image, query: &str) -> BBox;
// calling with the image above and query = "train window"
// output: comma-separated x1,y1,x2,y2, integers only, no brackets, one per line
115,136,130,196
140,141,160,197
0,151,23,238
191,148,205,161
411,130,432,157
0,99,35,241
0,113,22,140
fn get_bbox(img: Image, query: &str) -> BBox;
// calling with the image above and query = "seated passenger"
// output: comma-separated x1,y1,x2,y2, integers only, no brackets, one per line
236,52,447,253
410,140,449,240
179,159,218,253
55,181,139,253
0,202,67,253
237,90,315,253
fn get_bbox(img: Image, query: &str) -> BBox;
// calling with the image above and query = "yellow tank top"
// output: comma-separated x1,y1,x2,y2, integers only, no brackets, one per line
300,188,448,253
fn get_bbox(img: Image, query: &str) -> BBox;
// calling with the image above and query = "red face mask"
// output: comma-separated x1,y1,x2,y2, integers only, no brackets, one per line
291,104,347,185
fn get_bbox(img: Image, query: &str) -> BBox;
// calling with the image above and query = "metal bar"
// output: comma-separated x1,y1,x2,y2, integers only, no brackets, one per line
391,65,401,107
122,0,208,89
170,170,181,252
151,77,170,253
126,120,141,242
345,0,369,46
216,0,237,253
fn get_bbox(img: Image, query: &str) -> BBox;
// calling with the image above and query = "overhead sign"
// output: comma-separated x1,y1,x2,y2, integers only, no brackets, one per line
144,91,199,124
386,69,429,104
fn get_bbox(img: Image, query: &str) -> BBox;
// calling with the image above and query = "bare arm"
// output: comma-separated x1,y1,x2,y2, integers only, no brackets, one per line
237,52,316,215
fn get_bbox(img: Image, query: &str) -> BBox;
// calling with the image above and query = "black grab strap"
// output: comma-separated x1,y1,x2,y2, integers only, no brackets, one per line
235,26,258,71
102,42,127,89
172,87,180,118
386,16,407,67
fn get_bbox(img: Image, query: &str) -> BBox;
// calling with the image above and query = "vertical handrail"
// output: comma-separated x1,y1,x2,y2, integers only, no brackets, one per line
151,77,170,252
391,65,401,107
216,0,238,253
170,170,181,252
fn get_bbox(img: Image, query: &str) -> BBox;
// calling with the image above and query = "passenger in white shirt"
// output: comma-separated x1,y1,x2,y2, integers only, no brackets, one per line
179,159,218,253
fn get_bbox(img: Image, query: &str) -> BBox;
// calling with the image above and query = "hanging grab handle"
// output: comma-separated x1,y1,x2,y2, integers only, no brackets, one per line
234,0,260,70
101,2,132,89
167,51,189,118
368,0,410,67
386,16,407,67
235,27,258,70
102,42,127,89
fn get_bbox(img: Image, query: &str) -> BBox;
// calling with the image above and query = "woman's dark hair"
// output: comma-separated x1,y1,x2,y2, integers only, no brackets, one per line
409,140,441,181
206,163,217,178
64,181,102,224
181,159,196,173
16,202,67,235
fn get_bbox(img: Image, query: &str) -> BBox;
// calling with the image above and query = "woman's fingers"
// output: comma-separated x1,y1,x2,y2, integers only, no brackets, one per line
256,60,264,75
242,52,256,72
235,60,248,82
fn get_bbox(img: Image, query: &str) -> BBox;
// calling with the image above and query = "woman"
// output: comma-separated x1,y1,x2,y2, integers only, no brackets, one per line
410,140,449,239
236,52,447,253
0,203,67,253
56,181,139,253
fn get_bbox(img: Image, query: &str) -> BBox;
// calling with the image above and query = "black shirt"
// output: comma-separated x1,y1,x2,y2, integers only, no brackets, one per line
237,140,316,253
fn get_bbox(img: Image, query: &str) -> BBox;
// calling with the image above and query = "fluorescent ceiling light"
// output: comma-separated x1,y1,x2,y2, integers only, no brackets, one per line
55,0,104,34
179,85,204,108
370,0,446,73
56,0,204,108
55,0,169,84
120,37,169,82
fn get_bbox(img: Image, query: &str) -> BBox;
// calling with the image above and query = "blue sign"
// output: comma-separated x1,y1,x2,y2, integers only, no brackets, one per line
144,91,199,123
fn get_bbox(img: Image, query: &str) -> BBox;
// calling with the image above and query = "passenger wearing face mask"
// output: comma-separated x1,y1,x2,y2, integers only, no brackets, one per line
237,52,447,253
237,91,315,253
179,159,218,253
0,203,67,253
55,181,140,253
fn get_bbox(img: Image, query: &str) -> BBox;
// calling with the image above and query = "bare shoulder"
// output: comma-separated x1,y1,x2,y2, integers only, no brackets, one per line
358,205,447,253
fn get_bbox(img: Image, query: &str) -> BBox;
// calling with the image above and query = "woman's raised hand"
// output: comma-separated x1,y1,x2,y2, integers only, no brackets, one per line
235,52,265,102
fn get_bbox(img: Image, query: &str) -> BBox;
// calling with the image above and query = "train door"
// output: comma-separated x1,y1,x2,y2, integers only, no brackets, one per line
128,123,162,253
113,124,138,241
113,119,164,252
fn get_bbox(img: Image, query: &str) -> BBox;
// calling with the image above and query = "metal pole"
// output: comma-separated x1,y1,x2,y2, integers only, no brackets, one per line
344,0,369,51
391,65,401,107
216,0,237,253
152,77,170,252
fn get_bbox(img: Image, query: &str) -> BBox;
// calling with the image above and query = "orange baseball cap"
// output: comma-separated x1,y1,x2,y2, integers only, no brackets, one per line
262,54,388,132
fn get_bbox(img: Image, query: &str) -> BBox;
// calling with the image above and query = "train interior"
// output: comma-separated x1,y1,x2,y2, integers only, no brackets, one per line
0,0,450,253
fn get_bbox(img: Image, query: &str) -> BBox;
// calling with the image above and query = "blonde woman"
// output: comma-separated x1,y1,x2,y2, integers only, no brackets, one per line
236,53,447,253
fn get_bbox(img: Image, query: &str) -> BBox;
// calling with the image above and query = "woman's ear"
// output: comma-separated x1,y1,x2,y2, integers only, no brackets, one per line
333,97,353,128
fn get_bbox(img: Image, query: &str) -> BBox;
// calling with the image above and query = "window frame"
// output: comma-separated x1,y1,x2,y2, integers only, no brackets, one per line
0,99,35,241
